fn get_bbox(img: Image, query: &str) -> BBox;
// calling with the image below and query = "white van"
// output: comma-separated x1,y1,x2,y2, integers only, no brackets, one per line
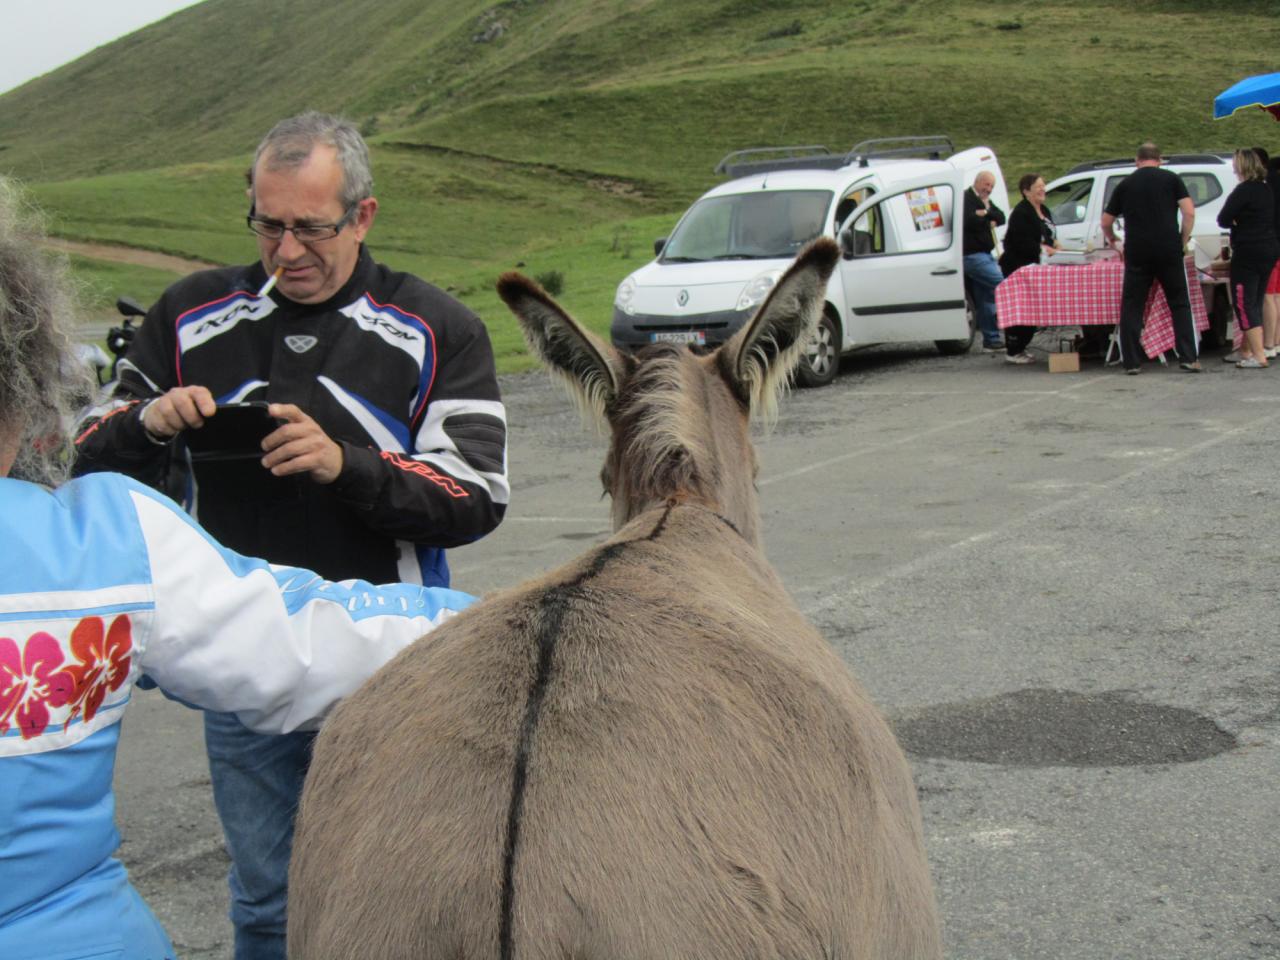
611,137,1009,386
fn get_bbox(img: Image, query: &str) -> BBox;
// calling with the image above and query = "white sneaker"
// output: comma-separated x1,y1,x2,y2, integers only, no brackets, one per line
1222,350,1242,363
1266,347,1278,359
1004,352,1036,365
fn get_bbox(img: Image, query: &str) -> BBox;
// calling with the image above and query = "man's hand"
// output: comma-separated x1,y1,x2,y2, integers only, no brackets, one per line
261,403,344,484
142,385,217,439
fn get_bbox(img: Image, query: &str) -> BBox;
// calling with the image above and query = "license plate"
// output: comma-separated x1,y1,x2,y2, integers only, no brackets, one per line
650,330,706,345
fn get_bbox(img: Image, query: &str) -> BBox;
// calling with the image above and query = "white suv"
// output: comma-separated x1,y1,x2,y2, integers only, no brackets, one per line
611,137,1009,386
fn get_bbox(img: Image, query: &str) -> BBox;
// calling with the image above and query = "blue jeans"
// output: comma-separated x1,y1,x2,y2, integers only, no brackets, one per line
204,710,316,960
963,252,1004,345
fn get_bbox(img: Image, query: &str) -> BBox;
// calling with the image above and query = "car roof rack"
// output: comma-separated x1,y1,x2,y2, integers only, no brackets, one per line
842,136,955,167
714,135,957,178
1063,153,1229,175
714,145,848,178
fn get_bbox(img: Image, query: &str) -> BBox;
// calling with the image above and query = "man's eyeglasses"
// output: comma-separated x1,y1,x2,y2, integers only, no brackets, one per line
247,204,358,243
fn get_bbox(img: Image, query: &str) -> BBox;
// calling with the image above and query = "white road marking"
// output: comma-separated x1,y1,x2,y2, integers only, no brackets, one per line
805,409,1268,616
760,376,1113,487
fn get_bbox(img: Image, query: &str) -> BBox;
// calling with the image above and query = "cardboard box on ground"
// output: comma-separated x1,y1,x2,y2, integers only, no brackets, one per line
1049,337,1080,373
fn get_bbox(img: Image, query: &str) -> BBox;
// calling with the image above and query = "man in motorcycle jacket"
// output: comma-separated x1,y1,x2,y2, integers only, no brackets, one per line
73,111,509,960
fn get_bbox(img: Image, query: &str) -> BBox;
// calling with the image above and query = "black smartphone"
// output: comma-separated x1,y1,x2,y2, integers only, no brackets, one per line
184,401,281,462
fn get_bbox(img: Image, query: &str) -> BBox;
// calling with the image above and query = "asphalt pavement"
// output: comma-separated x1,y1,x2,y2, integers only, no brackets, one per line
114,337,1280,959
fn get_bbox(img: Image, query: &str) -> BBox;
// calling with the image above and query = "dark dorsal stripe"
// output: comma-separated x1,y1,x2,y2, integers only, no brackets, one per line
499,504,674,960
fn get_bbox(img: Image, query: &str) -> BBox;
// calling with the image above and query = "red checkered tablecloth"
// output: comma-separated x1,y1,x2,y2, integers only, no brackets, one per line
995,257,1209,359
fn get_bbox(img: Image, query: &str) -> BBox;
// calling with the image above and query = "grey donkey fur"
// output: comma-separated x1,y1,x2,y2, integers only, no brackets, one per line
287,238,942,959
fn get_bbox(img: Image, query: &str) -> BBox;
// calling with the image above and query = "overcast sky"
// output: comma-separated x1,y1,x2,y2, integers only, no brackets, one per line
0,0,202,95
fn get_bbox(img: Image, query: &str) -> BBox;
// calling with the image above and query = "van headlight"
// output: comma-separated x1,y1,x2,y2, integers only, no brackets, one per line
614,276,637,314
736,270,783,312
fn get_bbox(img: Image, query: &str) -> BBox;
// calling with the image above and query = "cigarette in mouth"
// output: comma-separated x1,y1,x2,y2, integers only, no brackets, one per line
257,266,284,298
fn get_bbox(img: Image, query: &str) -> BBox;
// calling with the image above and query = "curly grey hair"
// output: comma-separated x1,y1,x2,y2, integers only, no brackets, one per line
0,178,94,486
250,111,374,209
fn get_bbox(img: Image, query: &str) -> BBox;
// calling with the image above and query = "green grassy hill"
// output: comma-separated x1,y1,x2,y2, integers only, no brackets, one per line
2,0,1278,368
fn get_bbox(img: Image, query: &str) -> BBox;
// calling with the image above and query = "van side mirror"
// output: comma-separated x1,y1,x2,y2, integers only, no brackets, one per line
654,237,666,257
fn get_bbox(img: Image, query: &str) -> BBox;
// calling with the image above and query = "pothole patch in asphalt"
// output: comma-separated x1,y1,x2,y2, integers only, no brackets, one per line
892,688,1237,767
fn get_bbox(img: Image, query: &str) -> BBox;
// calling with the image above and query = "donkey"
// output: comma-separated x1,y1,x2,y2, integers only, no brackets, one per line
287,238,941,960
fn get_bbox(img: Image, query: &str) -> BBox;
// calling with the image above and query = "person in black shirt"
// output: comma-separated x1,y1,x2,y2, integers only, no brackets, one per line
1218,148,1280,368
1257,148,1280,359
962,170,1008,350
999,172,1061,363
1102,142,1199,373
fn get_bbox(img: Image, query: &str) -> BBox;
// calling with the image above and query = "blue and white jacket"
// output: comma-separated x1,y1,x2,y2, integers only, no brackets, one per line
0,473,473,960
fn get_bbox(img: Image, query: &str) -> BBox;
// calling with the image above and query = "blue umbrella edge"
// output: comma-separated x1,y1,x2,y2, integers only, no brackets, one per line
1214,71,1280,120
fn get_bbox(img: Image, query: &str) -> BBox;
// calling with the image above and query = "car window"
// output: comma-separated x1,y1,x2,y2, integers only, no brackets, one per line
1045,178,1093,225
1103,174,1127,210
848,184,953,256
834,185,877,230
848,203,885,255
892,185,954,253
663,197,734,260
1100,170,1223,212
1179,172,1224,207
661,189,834,261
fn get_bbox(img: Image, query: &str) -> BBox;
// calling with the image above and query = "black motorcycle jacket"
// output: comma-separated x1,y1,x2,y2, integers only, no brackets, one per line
74,246,508,587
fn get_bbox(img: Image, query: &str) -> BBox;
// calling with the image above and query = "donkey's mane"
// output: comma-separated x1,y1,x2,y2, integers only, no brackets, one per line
611,344,721,507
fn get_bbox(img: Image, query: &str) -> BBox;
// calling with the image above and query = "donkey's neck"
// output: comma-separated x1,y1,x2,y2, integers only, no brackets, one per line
617,495,760,553
663,495,749,542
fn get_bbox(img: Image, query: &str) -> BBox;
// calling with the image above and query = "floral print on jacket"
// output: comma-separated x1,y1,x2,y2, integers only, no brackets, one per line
0,616,133,739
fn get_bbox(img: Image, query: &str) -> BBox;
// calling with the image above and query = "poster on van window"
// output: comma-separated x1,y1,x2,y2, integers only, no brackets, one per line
906,188,943,231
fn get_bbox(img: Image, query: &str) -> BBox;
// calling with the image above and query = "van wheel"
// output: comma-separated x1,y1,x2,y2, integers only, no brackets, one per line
936,294,977,356
797,312,839,388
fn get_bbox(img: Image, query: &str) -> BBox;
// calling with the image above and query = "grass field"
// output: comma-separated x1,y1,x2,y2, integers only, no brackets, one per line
3,0,1279,369
67,255,186,318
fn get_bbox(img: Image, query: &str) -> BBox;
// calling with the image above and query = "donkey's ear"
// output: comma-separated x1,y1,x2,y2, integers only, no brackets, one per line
497,272,622,423
720,238,840,416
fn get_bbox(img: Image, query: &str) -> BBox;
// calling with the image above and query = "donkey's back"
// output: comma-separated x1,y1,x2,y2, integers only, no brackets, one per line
289,241,940,959
290,506,937,959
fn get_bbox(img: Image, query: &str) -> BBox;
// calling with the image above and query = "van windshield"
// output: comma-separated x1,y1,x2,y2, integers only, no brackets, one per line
661,189,834,262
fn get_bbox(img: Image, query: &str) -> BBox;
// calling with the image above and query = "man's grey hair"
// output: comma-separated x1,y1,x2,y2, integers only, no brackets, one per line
1136,142,1162,163
250,111,374,209
0,178,94,486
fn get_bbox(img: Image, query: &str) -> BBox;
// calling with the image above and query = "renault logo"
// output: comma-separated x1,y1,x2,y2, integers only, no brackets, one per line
676,289,689,307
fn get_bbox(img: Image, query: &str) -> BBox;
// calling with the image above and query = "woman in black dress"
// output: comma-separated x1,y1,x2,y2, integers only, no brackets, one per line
999,173,1060,364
